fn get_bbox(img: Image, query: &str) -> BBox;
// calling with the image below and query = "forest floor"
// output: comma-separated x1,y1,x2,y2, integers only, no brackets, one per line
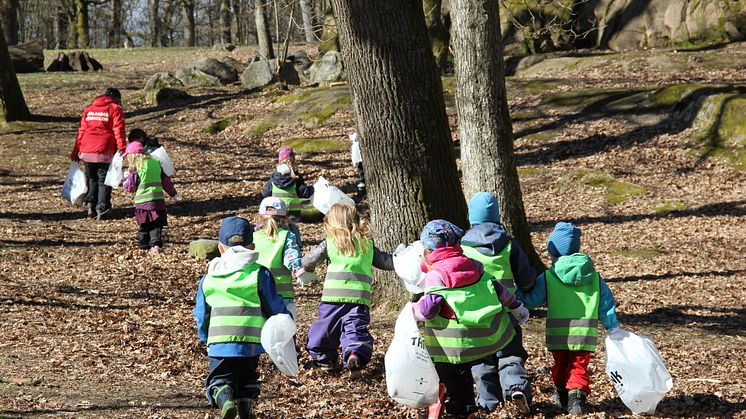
0,44,744,418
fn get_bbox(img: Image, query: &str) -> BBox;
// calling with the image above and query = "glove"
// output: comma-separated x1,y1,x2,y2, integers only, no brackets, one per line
606,327,625,339
510,304,530,325
296,271,318,287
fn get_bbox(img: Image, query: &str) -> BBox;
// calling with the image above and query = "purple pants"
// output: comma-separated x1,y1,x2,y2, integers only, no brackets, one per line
306,302,373,368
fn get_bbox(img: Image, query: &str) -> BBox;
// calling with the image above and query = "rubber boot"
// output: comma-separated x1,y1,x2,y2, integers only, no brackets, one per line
567,388,589,414
211,384,237,419
550,386,568,410
237,398,254,419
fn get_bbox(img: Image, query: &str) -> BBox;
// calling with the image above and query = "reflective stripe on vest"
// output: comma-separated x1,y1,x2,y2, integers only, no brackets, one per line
271,183,302,211
461,242,515,293
202,264,266,345
321,237,374,307
254,228,294,299
134,158,165,204
545,268,600,351
424,275,515,364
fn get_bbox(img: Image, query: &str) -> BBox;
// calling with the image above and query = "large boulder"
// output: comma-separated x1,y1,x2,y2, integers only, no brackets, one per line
144,72,184,91
189,239,221,260
220,56,245,74
184,57,239,84
308,51,345,85
145,87,191,107
240,56,277,89
175,67,223,87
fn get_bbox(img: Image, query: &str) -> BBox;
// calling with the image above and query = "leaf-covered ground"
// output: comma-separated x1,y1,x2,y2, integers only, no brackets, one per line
0,45,744,418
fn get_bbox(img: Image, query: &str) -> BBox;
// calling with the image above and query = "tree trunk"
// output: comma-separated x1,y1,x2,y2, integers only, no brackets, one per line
299,0,315,42
450,0,544,269
160,0,177,46
220,0,232,44
253,0,273,58
74,0,89,48
330,0,468,306
181,0,196,47
0,0,19,46
8,39,43,73
0,21,29,123
55,5,68,50
149,0,161,47
232,0,243,45
319,1,337,52
108,0,122,48
423,0,449,72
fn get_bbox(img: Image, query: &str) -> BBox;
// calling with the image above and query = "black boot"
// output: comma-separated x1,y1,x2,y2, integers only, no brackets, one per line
567,389,589,414
86,203,96,218
211,384,237,419
237,398,254,419
551,386,568,410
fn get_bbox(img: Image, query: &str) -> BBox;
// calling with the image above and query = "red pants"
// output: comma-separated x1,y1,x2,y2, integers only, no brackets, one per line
551,351,592,394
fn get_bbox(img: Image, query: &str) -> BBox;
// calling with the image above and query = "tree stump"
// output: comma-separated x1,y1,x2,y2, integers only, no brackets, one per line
46,51,103,72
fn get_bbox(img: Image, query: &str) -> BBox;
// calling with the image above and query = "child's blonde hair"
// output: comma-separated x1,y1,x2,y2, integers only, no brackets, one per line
257,214,289,241
324,203,371,257
279,158,298,179
126,153,149,172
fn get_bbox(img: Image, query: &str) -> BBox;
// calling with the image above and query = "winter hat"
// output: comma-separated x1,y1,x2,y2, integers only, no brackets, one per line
546,222,581,259
219,216,254,247
467,192,501,226
258,197,288,216
278,146,295,162
121,141,144,157
104,87,121,101
420,219,464,250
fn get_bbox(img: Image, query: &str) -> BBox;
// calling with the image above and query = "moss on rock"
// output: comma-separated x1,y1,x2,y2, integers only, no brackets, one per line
283,137,347,156
611,247,665,259
655,200,687,216
203,117,235,134
573,171,646,204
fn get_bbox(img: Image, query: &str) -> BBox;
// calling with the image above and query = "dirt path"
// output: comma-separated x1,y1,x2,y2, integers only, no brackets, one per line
0,47,744,418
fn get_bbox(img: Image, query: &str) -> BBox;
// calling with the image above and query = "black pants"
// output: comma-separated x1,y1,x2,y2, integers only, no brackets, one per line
206,356,260,407
435,361,478,415
138,219,164,249
83,162,112,212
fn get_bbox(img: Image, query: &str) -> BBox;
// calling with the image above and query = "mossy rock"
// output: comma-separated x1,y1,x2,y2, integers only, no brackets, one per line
573,171,646,204
272,86,328,104
283,137,347,156
688,90,746,170
203,117,235,135
300,206,324,223
291,86,351,126
146,87,191,107
611,247,665,260
646,83,712,108
655,200,687,216
189,239,220,260
244,117,279,138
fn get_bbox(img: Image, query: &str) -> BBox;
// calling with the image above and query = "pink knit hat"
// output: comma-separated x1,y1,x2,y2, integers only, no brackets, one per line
122,141,144,157
278,146,295,162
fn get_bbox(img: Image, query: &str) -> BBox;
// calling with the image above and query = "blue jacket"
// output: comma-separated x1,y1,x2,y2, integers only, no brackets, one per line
193,246,290,357
460,222,536,292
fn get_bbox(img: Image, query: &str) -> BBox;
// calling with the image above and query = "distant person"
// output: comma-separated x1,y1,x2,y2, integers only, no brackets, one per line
517,222,621,414
122,141,176,253
70,88,126,220
349,132,365,196
194,216,291,419
127,128,161,153
262,146,313,246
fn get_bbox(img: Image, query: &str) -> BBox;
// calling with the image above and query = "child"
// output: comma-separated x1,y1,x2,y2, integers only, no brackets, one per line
349,132,365,196
302,203,393,373
262,146,313,245
122,141,176,253
127,128,161,153
413,220,529,419
253,197,315,318
460,192,535,413
516,222,620,414
193,216,291,419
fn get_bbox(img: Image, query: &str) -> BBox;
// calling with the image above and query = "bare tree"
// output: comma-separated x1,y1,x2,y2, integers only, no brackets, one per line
254,0,273,57
108,0,123,47
0,0,19,46
74,0,90,47
423,0,449,72
149,0,161,46
232,0,244,44
55,4,69,49
330,0,468,305
451,0,543,268
220,0,231,43
319,0,337,52
181,0,195,46
298,0,314,42
0,21,29,123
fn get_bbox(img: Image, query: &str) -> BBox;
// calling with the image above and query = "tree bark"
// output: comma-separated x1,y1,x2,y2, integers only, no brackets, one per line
55,5,69,50
450,0,544,269
422,0,449,72
149,0,161,47
74,0,89,48
181,0,196,47
253,0,273,58
0,21,29,123
220,0,232,44
160,0,177,46
108,0,123,48
330,0,468,306
299,0,315,42
0,0,19,46
232,0,244,45
8,39,43,73
319,1,337,52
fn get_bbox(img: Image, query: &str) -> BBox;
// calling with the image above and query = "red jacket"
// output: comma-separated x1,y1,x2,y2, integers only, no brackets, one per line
70,96,126,160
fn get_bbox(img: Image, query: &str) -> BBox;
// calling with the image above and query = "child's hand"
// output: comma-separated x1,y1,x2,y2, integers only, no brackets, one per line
510,304,530,325
295,270,318,287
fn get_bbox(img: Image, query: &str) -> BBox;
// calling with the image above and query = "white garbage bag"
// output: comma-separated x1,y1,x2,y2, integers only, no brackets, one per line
104,152,124,188
61,162,87,206
260,313,298,377
149,146,175,176
605,328,673,415
393,241,426,294
311,176,355,214
385,303,440,409
350,133,362,166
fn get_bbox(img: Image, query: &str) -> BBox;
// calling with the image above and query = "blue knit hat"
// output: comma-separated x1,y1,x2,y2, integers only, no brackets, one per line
219,216,253,246
468,192,501,226
546,222,581,259
420,219,464,250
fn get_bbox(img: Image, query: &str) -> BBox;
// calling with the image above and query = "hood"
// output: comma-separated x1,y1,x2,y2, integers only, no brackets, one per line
91,95,118,107
424,245,483,288
552,253,596,286
460,222,510,256
270,171,297,189
207,246,260,276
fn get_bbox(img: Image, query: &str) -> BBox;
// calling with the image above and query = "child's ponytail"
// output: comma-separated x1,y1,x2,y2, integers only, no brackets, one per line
260,215,289,241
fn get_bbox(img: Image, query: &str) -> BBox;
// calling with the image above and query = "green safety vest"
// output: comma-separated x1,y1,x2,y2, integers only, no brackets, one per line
271,183,303,212
134,158,165,204
254,228,294,300
321,237,374,307
461,242,515,293
424,274,516,364
545,268,600,352
202,263,266,345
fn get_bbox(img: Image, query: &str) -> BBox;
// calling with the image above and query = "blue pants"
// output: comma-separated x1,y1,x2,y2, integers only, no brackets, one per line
471,323,531,411
205,356,260,407
306,302,373,368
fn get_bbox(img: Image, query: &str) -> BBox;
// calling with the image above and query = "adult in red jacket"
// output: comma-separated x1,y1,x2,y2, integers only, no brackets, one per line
70,88,126,219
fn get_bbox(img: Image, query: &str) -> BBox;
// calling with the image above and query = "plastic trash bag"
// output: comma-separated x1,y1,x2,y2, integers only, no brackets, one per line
260,313,298,377
104,152,124,188
149,146,175,176
61,162,87,206
350,133,362,166
393,241,426,294
385,303,440,409
605,328,673,414
311,176,355,214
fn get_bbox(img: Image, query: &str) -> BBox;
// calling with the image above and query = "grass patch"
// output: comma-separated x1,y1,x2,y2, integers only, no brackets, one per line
244,118,277,138
283,137,347,156
203,117,235,134
518,167,542,175
520,131,555,142
573,171,646,204
655,200,687,216
611,247,665,259
272,86,328,104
